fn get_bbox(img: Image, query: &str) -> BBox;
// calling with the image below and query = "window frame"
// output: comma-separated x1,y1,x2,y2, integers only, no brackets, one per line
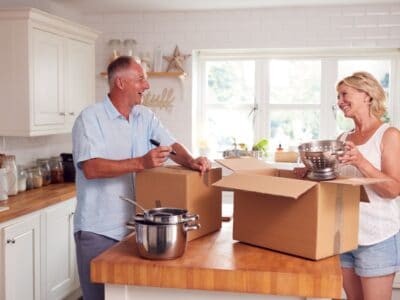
194,48,400,155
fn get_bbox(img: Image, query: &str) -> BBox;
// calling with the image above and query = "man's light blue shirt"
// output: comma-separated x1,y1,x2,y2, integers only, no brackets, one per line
72,96,176,240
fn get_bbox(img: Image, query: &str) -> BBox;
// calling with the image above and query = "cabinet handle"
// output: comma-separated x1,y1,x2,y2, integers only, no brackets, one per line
59,112,66,116
6,239,15,244
69,112,75,116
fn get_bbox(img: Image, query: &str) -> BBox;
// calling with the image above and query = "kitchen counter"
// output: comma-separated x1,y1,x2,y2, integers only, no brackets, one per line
0,183,75,223
91,220,342,300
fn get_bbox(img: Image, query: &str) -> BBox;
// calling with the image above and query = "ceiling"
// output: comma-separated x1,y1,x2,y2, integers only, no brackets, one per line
52,0,396,13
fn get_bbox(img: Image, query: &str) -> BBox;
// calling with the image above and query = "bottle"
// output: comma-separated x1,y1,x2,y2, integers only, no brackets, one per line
17,165,27,192
49,156,64,184
37,159,51,186
1,155,18,196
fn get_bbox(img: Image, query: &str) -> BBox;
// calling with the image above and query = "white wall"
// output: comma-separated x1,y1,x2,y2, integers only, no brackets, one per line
83,3,400,154
0,0,82,21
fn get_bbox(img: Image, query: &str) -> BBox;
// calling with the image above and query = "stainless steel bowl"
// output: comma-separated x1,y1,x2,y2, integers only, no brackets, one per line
298,140,345,180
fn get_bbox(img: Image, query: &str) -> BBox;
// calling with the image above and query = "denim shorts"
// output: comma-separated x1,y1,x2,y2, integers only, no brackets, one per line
340,231,400,277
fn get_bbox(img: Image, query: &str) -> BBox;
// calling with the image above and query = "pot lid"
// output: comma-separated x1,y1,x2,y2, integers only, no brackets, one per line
135,207,198,225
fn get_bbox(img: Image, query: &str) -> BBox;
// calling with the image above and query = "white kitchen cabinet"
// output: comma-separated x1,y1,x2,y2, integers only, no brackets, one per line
41,198,78,300
0,197,78,300
0,8,98,136
32,28,65,127
1,214,41,300
65,38,95,130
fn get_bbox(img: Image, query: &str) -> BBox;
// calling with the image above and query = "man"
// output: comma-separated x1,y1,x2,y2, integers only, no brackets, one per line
72,56,210,300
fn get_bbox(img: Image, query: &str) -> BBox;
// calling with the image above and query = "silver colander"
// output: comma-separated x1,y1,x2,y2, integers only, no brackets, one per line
298,140,345,180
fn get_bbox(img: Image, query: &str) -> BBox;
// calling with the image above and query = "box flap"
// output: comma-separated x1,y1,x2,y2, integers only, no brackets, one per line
215,158,271,171
213,173,318,199
323,176,390,186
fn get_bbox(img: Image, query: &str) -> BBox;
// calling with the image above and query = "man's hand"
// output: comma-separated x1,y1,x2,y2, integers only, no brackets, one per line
189,156,211,174
141,146,172,169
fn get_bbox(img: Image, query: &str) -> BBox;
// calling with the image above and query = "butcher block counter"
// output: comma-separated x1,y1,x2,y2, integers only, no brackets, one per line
91,221,342,300
0,183,76,223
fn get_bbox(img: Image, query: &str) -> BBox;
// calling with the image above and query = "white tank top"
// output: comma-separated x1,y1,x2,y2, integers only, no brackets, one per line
339,123,400,245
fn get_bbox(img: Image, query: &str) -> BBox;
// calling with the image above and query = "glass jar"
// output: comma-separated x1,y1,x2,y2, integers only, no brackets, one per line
17,165,27,192
1,155,18,196
49,156,64,184
31,167,43,189
25,168,35,190
0,168,8,201
37,159,51,186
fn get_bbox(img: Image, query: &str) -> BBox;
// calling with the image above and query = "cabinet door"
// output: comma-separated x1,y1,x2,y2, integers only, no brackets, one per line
32,28,65,127
3,214,41,300
65,38,95,128
41,199,78,299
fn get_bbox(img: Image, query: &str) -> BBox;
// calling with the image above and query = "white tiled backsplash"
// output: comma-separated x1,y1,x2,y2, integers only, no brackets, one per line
84,3,400,152
0,2,399,164
0,135,72,167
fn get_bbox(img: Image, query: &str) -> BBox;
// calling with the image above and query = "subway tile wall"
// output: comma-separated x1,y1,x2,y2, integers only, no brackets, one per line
83,3,400,155
1,3,399,166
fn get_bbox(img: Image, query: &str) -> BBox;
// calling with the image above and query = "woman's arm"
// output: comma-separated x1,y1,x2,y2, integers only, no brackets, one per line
340,128,400,198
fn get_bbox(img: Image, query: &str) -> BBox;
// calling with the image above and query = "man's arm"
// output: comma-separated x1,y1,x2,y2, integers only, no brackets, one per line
81,146,172,179
170,143,211,174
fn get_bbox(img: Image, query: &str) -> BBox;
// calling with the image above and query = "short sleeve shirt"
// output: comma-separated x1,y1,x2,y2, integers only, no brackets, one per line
72,96,176,240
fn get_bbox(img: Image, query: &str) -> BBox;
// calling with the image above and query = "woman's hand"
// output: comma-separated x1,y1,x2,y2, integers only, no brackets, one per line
293,167,308,178
338,141,368,168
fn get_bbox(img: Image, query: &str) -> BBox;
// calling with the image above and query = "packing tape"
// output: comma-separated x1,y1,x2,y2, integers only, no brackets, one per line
333,185,344,253
202,171,210,186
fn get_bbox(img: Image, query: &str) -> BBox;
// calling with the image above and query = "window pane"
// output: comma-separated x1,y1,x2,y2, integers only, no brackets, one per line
270,60,321,104
205,107,254,158
269,110,320,150
206,61,255,104
336,60,391,133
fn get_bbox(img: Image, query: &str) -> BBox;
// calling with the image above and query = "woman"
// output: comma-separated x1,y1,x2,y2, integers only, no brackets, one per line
336,71,400,300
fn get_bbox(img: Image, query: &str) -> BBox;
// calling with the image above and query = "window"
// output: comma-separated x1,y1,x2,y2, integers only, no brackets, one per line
194,49,399,158
204,61,255,158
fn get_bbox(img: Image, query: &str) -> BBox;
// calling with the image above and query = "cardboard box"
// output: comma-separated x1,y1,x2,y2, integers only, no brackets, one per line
274,151,298,163
135,166,222,241
214,158,383,260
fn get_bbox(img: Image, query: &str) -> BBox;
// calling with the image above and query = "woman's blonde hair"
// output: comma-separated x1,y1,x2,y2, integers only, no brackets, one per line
336,71,387,119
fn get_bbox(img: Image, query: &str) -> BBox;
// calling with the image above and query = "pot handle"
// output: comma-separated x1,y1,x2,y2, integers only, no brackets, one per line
182,213,199,223
183,223,200,232
126,224,136,233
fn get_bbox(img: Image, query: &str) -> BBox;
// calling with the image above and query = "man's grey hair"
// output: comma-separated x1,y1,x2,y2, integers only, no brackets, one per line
107,56,135,89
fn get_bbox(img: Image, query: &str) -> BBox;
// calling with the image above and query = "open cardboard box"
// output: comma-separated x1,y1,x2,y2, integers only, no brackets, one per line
214,157,384,260
135,166,222,241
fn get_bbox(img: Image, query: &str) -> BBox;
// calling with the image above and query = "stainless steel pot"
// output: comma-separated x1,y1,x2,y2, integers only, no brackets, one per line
127,216,200,260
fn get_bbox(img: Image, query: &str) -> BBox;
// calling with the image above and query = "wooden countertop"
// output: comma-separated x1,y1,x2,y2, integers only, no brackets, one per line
91,221,342,299
0,183,76,223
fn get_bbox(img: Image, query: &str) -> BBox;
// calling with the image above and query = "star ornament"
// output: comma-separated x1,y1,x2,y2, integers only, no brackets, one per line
163,46,191,72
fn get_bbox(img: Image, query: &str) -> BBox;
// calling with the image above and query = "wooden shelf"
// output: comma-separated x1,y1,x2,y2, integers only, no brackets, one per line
147,71,186,78
99,71,186,79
